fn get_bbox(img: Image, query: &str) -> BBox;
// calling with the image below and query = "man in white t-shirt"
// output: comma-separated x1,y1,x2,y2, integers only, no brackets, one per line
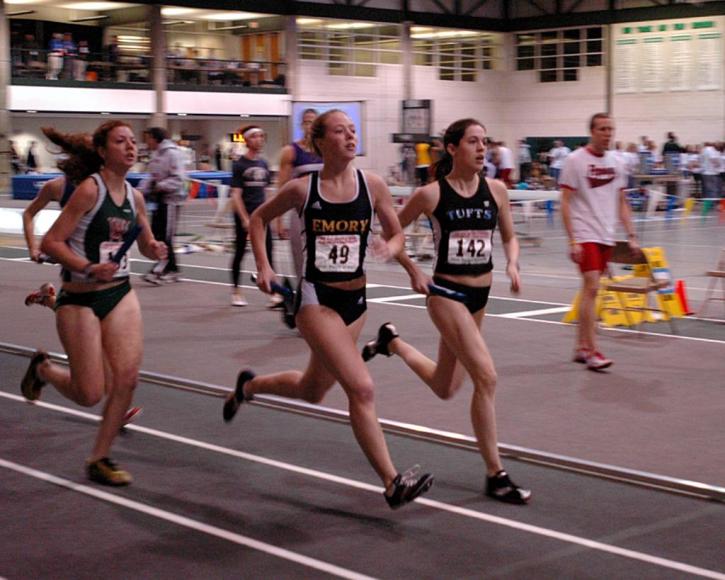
559,113,638,371
548,140,571,184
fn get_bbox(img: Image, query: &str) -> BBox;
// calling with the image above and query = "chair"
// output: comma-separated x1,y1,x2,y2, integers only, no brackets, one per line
600,241,676,332
698,249,725,317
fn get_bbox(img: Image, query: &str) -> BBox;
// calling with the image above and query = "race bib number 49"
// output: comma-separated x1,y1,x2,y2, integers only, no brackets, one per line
315,235,360,273
448,230,492,265
99,241,130,277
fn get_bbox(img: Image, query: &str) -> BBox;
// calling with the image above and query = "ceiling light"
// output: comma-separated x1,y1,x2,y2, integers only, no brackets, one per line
60,2,135,10
200,11,265,21
71,15,110,22
326,22,376,30
297,18,322,25
161,7,198,16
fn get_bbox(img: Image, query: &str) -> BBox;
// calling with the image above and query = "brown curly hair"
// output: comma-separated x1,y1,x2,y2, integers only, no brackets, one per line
41,127,98,185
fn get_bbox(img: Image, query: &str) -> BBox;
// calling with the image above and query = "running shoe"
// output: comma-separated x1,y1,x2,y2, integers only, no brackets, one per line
362,322,399,362
485,470,531,505
24,283,56,308
87,457,133,486
384,465,434,509
586,351,613,371
231,292,248,307
572,348,590,364
143,272,163,285
223,369,255,422
159,272,180,284
267,293,284,309
20,350,49,401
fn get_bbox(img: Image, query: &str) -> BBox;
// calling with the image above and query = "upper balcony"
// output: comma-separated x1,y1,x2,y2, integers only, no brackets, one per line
7,5,290,115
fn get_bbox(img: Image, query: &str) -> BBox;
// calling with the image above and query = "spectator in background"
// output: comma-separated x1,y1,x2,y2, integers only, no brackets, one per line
61,32,76,80
47,33,64,80
140,127,186,284
104,35,120,81
214,143,223,171
548,139,571,185
26,141,38,173
74,40,90,81
496,141,514,188
517,139,532,183
701,142,722,198
415,141,432,186
21,34,42,73
688,145,703,198
10,140,22,174
662,132,682,156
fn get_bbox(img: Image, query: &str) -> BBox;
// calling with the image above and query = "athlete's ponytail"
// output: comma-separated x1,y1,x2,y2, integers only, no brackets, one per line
41,127,99,185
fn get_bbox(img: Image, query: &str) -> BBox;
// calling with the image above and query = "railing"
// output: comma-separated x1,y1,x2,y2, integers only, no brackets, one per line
10,47,287,90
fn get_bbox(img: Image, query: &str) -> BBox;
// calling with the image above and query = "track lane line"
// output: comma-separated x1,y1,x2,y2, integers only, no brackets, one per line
2,392,723,579
0,458,376,580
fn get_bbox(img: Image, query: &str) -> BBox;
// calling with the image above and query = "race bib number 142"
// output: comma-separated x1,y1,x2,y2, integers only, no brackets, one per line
448,230,492,265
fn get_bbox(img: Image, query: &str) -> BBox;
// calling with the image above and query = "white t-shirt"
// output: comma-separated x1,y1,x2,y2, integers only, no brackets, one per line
559,146,627,246
549,146,571,170
702,146,721,175
498,146,514,170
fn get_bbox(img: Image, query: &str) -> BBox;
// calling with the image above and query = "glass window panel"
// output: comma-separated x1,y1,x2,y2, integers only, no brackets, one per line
541,56,557,70
563,41,580,55
540,69,557,82
541,43,558,57
563,55,580,68
587,27,602,39
586,53,602,66
541,31,558,42
517,58,535,70
563,68,578,81
563,29,580,41
587,40,602,53
517,45,535,59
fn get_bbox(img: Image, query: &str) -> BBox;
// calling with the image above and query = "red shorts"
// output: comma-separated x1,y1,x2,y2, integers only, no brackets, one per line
574,242,613,273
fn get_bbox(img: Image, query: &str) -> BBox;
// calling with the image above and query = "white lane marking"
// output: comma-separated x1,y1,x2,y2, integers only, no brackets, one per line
0,458,376,580
368,294,423,303
1,257,721,343
2,392,723,579
499,306,572,318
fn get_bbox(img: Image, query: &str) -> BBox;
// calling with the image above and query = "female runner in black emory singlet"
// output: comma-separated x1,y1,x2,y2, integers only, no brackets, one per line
222,109,433,510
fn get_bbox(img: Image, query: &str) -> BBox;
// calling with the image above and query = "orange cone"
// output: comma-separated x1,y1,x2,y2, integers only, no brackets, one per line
675,279,693,315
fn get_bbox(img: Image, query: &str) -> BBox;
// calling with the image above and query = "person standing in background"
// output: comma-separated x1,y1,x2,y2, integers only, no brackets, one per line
548,139,571,185
25,141,38,173
141,127,186,284
229,125,277,307
559,113,638,371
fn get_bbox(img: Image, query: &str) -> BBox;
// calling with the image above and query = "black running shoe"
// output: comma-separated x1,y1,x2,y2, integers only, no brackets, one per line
20,350,49,401
87,457,132,486
384,465,434,509
485,470,531,505
362,322,399,362
223,369,255,422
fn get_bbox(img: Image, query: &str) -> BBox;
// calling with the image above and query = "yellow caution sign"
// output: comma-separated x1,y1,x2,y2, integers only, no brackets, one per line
641,247,684,319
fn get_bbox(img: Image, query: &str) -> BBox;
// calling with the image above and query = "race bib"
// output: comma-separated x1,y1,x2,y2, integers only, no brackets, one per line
99,241,130,277
315,235,360,273
448,230,492,265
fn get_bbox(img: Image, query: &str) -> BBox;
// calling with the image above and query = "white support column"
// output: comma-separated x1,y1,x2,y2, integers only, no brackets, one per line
149,4,167,128
0,0,12,193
